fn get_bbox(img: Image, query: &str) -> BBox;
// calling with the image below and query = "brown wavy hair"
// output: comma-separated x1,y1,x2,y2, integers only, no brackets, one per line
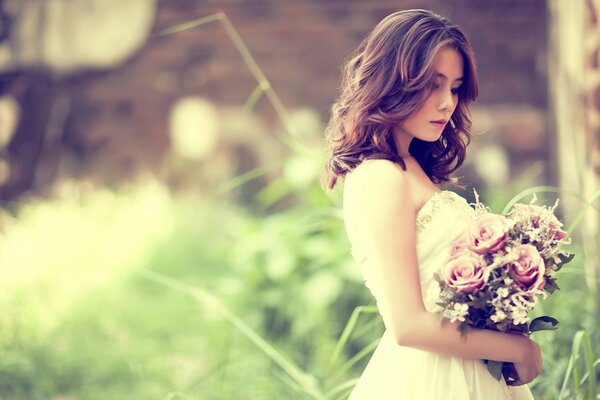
323,9,478,190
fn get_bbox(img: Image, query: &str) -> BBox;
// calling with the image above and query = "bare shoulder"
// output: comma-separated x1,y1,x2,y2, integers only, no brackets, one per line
342,159,418,235
343,159,419,266
344,159,410,199
346,159,407,185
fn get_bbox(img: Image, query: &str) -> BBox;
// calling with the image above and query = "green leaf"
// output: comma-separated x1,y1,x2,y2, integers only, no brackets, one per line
529,316,559,333
485,359,504,381
559,253,575,263
556,253,575,271
543,278,560,294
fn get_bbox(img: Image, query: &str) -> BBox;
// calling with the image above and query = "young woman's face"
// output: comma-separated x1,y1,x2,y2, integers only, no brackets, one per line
394,46,464,148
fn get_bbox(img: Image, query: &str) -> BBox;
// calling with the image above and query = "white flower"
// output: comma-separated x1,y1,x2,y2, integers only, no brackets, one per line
490,310,507,323
447,302,469,323
504,277,513,285
510,292,533,309
512,309,529,325
497,287,510,298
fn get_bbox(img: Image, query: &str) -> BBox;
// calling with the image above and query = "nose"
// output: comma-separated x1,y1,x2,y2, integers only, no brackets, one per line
438,89,456,112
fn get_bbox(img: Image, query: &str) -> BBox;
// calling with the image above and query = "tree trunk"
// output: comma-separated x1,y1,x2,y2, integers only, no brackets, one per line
548,0,600,304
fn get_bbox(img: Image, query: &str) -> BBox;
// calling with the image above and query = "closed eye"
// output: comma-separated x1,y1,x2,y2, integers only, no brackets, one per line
433,83,461,95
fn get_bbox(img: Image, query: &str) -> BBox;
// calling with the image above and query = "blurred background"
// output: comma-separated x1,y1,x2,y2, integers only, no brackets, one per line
0,0,598,399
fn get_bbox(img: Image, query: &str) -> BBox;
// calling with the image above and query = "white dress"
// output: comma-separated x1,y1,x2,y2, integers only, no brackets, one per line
348,190,535,400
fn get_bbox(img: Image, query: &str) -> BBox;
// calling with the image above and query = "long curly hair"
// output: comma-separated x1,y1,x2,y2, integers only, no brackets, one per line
323,9,478,190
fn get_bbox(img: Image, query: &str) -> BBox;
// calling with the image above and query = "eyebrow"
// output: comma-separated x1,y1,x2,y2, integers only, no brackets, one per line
435,72,464,83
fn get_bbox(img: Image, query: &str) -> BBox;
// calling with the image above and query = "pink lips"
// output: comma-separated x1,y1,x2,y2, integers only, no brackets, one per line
431,119,447,128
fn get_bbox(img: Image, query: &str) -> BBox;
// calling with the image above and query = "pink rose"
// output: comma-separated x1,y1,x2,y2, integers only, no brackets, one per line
444,254,487,294
548,220,567,240
507,244,546,292
450,234,470,258
468,214,511,254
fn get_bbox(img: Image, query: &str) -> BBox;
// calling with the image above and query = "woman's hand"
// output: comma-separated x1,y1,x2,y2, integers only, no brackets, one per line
505,332,543,386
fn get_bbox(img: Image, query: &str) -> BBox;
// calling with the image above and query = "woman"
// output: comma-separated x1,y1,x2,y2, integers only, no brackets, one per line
324,9,540,400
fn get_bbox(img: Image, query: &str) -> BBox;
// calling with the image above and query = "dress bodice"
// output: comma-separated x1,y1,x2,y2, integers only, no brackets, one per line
350,190,476,312
347,190,535,399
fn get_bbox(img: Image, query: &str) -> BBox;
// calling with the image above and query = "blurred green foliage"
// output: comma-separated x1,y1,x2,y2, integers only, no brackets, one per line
0,144,597,399
0,10,597,400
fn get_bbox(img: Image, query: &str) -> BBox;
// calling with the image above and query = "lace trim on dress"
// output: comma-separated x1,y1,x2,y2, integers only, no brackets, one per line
415,190,466,233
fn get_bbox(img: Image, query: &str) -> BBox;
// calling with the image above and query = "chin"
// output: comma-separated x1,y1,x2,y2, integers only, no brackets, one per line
418,134,442,143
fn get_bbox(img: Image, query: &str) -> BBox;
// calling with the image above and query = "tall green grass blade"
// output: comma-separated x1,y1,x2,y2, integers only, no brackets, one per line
501,186,600,217
326,305,378,371
335,390,354,400
327,338,380,385
559,333,578,399
213,328,234,396
559,330,596,399
217,13,299,139
154,14,222,36
580,331,597,399
273,368,307,397
502,186,560,214
217,161,283,194
352,316,380,339
578,358,600,394
183,350,246,392
325,378,360,398
156,11,300,142
243,83,267,114
565,189,600,235
256,178,290,207
141,269,326,400
573,359,582,397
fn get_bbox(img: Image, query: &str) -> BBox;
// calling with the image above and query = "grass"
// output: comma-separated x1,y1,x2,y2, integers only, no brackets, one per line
0,178,595,399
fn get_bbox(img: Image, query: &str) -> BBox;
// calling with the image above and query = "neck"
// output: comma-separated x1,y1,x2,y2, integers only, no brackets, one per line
393,128,413,158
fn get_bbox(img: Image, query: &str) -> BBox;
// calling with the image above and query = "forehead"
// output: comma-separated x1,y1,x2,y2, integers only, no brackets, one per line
432,47,464,81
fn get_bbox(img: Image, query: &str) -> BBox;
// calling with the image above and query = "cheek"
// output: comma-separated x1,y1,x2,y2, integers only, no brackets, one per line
452,97,460,111
403,111,422,129
422,95,437,110
406,96,435,126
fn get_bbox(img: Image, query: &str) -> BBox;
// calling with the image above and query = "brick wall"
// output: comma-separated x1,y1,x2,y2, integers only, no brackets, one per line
1,0,548,198
149,0,548,112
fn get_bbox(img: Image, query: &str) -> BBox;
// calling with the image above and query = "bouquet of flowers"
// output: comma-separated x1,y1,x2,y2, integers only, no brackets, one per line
427,192,574,382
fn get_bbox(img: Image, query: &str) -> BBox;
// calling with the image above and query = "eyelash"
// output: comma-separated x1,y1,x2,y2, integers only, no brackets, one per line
432,83,460,95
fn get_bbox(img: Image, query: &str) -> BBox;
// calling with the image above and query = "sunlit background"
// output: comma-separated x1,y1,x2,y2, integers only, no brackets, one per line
0,1,598,399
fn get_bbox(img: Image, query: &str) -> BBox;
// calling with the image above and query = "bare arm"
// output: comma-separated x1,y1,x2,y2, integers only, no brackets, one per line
344,160,529,364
